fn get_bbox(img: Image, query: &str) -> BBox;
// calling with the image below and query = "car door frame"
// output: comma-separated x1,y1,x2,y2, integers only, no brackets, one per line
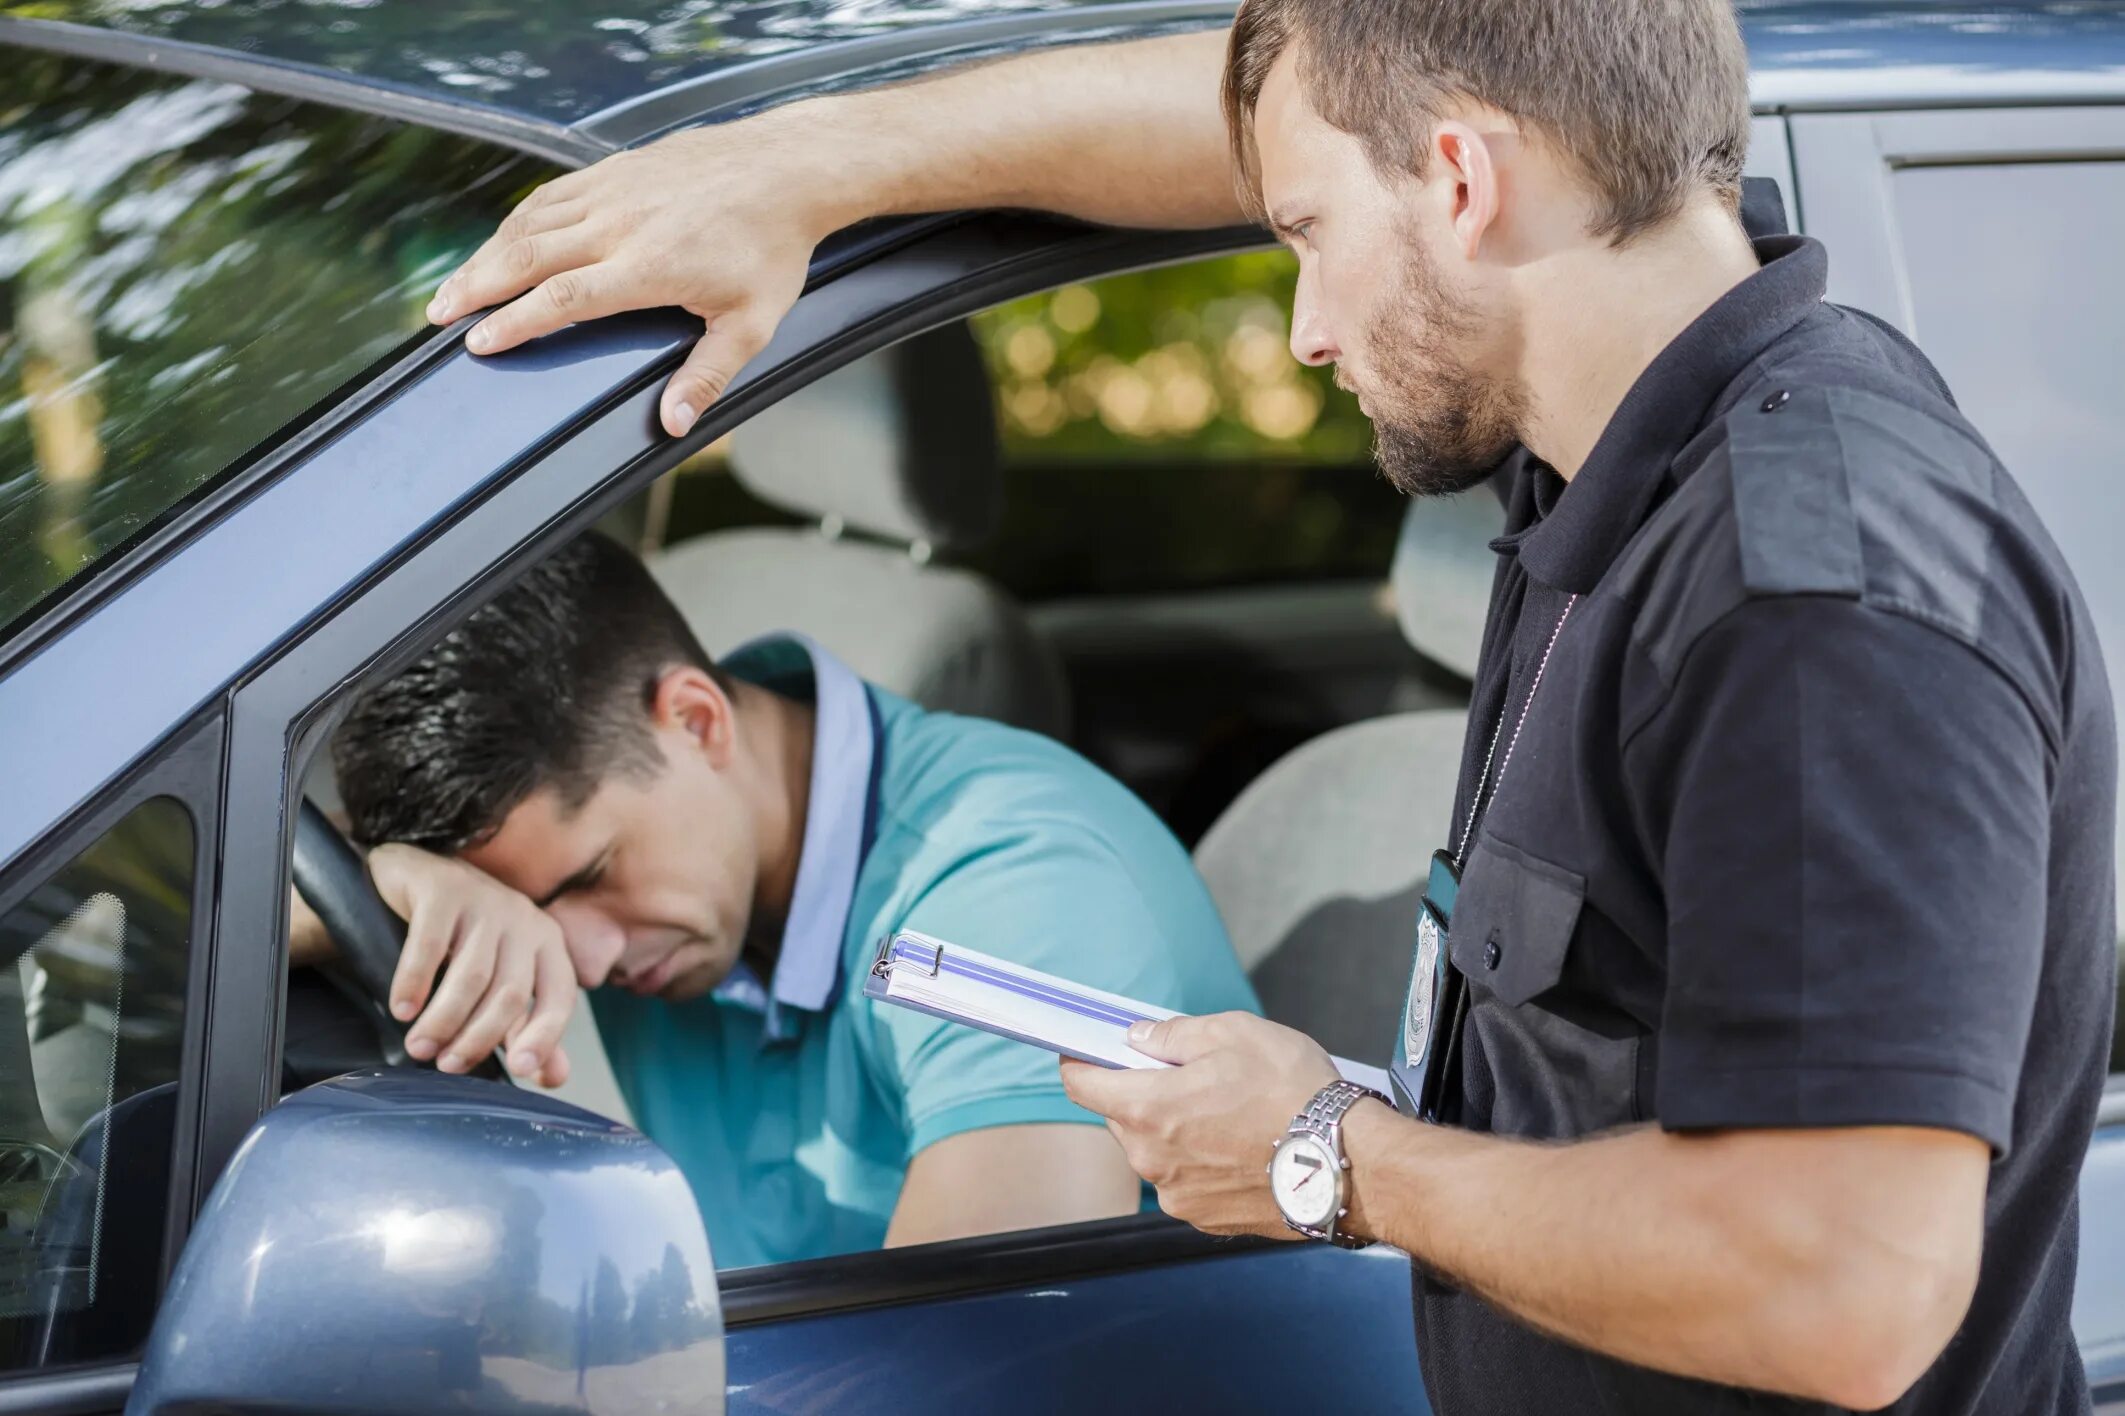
1786,104,2125,330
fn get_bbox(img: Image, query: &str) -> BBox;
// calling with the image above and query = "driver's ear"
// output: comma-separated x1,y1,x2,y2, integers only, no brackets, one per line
648,666,737,768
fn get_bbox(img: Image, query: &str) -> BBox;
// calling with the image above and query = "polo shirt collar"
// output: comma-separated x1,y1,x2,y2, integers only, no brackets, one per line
1515,234,1828,593
713,633,879,1039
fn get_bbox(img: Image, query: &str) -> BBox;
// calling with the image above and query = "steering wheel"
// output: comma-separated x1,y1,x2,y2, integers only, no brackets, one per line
290,801,504,1081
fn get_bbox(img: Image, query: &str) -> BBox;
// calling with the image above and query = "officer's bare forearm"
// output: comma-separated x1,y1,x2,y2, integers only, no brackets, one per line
1338,1104,1987,1410
799,30,1245,233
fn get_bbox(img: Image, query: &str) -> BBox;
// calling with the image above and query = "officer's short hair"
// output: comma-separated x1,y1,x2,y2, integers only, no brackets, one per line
1222,0,1751,245
333,532,729,853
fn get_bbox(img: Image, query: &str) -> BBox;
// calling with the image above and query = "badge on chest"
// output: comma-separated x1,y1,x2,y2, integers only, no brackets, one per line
1393,848,1467,1121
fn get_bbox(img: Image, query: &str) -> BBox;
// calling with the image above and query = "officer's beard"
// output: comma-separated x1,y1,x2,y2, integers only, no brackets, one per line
1359,231,1528,500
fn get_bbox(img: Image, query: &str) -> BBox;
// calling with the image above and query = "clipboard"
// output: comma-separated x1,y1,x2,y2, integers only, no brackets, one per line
865,929,1393,1090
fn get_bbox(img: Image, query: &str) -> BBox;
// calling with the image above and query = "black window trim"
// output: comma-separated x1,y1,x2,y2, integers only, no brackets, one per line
0,709,225,1402
718,1213,1277,1327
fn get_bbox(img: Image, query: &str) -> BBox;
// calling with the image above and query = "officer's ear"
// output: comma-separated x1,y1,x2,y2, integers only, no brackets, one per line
1430,117,1502,263
648,665,738,769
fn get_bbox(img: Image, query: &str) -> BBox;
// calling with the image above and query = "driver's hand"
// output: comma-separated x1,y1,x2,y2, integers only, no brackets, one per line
424,106,838,438
367,844,575,1088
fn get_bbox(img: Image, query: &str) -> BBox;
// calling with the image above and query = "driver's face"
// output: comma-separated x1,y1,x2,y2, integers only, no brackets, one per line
462,719,759,1003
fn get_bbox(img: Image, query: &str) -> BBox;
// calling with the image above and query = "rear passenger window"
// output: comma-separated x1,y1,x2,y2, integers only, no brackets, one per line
0,797,193,1371
963,251,1402,599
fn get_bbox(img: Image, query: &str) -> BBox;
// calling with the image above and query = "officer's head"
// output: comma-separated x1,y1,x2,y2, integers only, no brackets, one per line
334,532,765,1001
1223,0,1750,496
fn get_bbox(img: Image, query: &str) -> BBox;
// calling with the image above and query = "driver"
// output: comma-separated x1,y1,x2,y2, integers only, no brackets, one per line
289,531,1258,1266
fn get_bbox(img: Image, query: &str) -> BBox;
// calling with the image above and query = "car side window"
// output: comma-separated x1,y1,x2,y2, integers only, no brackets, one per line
0,797,194,1372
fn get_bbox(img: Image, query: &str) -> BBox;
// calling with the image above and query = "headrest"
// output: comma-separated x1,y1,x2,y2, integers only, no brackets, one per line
1390,484,1506,681
728,321,1001,552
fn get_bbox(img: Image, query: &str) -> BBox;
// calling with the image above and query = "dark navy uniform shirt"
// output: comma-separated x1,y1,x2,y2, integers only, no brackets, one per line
1413,233,2118,1415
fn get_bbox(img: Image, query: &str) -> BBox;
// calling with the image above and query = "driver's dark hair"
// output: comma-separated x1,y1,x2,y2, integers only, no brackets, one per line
332,532,725,853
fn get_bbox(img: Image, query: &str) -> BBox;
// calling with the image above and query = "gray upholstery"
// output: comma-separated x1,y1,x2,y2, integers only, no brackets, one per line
1390,482,1505,680
652,529,1070,738
728,323,1002,552
1195,709,1467,1060
1197,492,1501,1056
651,321,1069,738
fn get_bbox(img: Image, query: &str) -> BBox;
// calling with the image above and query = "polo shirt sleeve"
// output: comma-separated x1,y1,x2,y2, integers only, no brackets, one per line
875,823,1201,1159
1623,595,2054,1153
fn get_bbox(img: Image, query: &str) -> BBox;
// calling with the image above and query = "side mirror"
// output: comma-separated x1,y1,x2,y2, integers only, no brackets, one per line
127,1071,723,1416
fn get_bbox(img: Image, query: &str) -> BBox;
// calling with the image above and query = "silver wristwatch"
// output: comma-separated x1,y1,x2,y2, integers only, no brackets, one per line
1268,1079,1391,1248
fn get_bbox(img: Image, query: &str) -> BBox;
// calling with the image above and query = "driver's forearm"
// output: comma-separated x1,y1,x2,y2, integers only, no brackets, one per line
885,1122,1141,1247
1338,1106,1980,1409
797,30,1245,233
287,885,336,967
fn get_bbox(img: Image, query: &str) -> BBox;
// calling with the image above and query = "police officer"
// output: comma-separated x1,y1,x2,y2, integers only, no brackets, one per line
429,2,2116,1410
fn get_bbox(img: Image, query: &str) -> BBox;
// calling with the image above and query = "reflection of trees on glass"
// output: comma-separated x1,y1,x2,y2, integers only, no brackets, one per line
0,53,559,642
479,1180,715,1372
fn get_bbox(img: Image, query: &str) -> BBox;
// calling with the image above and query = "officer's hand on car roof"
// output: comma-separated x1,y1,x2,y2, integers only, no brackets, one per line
425,112,835,441
366,844,576,1088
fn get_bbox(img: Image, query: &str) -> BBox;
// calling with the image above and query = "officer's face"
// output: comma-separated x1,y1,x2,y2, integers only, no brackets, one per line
1254,50,1526,496
462,668,760,1002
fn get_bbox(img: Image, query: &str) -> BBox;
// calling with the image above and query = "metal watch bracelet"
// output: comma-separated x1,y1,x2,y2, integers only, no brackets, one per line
1277,1079,1392,1249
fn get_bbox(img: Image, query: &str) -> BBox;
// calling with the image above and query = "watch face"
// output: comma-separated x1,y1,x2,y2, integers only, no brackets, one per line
1270,1133,1340,1230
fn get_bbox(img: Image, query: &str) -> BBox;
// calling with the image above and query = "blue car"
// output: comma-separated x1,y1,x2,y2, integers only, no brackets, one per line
0,3,2120,1413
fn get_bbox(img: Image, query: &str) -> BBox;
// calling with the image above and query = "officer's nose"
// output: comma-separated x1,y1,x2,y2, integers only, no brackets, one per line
1288,288,1339,368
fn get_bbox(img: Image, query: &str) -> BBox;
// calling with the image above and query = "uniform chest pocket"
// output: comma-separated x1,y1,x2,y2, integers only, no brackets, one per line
1448,835,1586,1007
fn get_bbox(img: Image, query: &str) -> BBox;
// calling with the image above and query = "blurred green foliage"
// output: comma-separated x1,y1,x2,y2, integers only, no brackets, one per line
970,251,1375,464
958,255,1405,600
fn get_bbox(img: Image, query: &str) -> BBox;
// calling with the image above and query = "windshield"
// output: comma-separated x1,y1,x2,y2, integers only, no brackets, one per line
0,52,560,647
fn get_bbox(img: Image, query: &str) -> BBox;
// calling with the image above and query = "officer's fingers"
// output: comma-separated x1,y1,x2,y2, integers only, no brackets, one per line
409,921,496,1064
1124,1013,1218,1065
463,264,636,357
439,943,534,1074
1059,1057,1153,1121
502,938,576,1081
661,311,772,436
427,180,591,318
431,212,598,324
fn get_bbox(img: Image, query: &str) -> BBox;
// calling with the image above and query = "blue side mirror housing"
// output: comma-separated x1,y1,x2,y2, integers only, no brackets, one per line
126,1071,723,1416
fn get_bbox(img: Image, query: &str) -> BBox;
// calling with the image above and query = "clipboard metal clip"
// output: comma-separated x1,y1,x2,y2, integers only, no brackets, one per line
871,932,942,981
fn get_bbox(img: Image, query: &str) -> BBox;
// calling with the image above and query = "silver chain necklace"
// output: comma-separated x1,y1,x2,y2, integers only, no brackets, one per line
1453,593,1579,865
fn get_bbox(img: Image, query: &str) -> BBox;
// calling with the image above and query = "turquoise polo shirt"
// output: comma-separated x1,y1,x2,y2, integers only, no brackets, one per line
589,635,1259,1270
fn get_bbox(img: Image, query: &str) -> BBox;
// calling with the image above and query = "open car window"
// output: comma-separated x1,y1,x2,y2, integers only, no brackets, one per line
0,51,559,648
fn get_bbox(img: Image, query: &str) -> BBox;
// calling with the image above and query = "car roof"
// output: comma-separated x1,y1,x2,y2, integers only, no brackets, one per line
3,1,2124,164
0,0,1234,158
